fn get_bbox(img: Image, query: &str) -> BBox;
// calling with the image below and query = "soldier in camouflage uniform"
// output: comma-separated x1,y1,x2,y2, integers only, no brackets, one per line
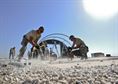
69,35,89,59
18,26,44,61
9,47,15,59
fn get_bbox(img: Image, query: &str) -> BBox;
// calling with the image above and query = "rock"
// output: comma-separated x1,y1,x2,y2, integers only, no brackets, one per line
22,79,32,84
94,81,101,84
58,80,68,84
100,60,103,62
28,62,31,65
76,81,81,84
1,64,7,67
77,63,79,65
32,79,39,84
115,80,118,84
24,63,27,66
2,72,7,75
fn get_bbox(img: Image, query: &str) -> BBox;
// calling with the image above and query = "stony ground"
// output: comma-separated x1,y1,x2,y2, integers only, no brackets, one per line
0,57,118,84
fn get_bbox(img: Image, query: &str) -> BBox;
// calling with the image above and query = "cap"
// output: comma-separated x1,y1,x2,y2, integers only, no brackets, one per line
38,26,44,33
69,35,74,40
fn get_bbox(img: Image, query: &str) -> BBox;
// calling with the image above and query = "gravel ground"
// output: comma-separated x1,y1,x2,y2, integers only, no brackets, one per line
0,57,118,84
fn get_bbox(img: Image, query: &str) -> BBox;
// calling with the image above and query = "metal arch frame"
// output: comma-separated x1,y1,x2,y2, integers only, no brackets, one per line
40,33,70,41
39,33,71,45
39,36,71,46
45,38,69,51
42,38,69,57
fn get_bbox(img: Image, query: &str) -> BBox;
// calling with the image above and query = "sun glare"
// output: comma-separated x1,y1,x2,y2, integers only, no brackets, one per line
82,0,118,20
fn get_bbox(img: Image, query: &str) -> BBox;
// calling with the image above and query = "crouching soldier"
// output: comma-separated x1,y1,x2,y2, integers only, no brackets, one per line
69,35,89,59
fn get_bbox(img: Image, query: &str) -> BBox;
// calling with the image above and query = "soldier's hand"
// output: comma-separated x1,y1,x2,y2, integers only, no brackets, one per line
35,45,40,49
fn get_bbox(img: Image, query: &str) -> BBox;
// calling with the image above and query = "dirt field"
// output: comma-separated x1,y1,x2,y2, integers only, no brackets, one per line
0,57,118,84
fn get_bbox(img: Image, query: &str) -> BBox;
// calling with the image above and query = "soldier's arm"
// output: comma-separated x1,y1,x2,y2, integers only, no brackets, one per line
28,36,36,47
35,35,41,43
71,41,75,49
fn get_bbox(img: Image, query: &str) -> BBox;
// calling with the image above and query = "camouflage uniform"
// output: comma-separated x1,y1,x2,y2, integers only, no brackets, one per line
9,47,15,59
72,38,89,59
18,30,41,61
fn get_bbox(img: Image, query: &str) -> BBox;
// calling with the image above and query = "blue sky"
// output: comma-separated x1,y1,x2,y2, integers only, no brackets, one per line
0,0,118,57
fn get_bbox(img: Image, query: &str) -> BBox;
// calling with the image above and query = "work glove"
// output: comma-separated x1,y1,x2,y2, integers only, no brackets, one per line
35,45,40,49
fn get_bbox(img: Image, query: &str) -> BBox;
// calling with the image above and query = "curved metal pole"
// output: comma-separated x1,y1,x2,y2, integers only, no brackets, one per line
41,38,69,48
40,33,70,42
41,36,70,44
40,36,71,46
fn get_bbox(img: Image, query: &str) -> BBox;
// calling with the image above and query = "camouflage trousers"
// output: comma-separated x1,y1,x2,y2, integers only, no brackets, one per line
9,52,15,59
72,45,89,59
18,35,28,60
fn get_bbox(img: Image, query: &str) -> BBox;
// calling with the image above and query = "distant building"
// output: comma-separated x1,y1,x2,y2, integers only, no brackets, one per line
106,54,111,57
91,52,105,57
